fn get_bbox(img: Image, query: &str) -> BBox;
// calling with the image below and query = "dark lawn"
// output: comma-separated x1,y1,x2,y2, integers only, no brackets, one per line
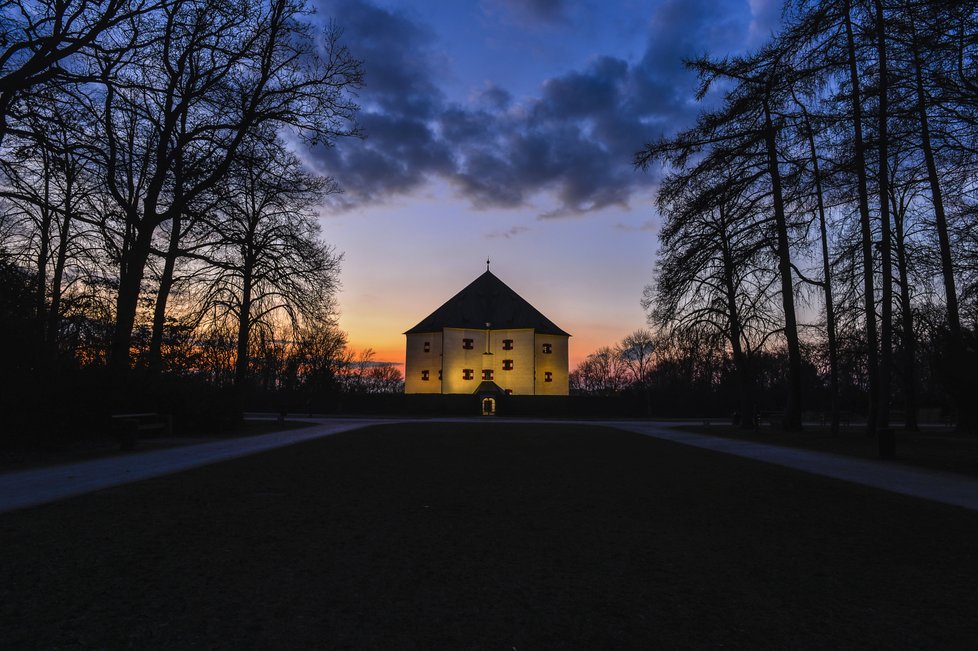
682,423,978,477
1,422,976,650
0,419,314,473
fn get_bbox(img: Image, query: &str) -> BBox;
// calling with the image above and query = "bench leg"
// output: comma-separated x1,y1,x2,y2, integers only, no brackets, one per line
119,426,137,451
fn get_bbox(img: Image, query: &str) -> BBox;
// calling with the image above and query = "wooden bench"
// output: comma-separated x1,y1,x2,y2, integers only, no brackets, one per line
730,412,760,429
819,411,853,428
761,411,784,428
111,413,173,450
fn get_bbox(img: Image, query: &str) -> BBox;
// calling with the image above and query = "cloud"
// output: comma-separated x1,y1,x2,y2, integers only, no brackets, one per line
309,0,453,208
748,0,784,45
485,0,570,25
614,220,658,232
322,0,444,118
484,225,530,239
311,0,751,216
471,83,512,111
631,0,750,119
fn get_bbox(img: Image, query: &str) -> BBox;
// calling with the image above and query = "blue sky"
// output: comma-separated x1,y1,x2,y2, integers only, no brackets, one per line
308,0,783,365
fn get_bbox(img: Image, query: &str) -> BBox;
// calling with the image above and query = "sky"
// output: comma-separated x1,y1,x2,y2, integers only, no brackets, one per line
308,0,784,368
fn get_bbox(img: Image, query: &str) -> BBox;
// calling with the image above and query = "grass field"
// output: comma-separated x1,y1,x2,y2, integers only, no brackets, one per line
683,422,978,476
0,419,314,473
2,422,976,649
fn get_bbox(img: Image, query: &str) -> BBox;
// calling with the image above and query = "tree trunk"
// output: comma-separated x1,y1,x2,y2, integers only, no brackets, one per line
148,213,182,374
234,261,254,387
892,199,918,432
763,94,803,431
719,209,755,430
844,0,879,438
109,221,155,375
874,0,893,452
46,186,74,352
798,98,840,435
912,24,962,346
912,22,968,431
33,156,52,345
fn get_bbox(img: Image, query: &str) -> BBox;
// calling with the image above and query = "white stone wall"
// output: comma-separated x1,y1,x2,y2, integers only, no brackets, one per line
486,328,536,395
534,333,570,395
441,328,491,394
406,328,569,396
404,332,442,394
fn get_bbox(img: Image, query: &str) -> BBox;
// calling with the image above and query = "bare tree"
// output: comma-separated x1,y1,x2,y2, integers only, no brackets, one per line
204,134,341,386
790,88,842,434
0,91,103,354
96,0,361,375
618,329,656,383
0,0,153,147
338,348,404,394
646,160,782,428
638,43,807,429
571,346,631,396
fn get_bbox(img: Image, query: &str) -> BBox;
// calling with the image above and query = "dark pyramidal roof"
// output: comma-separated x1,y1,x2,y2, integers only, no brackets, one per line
473,380,505,395
405,270,570,336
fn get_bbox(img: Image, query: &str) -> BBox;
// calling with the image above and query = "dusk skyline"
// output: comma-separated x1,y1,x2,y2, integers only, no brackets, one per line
312,0,784,367
4,3,978,645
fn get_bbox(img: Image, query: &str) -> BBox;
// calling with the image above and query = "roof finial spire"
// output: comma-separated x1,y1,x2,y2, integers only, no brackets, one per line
486,256,490,272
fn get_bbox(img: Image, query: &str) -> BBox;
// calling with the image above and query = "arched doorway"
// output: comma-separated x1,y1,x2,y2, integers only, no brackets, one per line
474,380,504,416
482,397,496,416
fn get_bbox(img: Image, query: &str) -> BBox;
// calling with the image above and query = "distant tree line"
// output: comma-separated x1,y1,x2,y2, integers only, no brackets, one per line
336,349,405,395
0,1,398,437
571,326,952,422
571,330,655,397
634,0,978,440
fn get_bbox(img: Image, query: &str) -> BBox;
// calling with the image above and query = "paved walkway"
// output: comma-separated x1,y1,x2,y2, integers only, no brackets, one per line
0,419,386,514
2,417,977,514
609,421,978,512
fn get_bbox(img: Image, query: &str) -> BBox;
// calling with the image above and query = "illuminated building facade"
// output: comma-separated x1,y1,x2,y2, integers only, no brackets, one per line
404,267,570,396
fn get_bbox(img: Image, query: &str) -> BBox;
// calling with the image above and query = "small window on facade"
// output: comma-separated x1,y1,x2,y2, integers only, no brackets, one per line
462,338,474,350
502,339,514,350
502,359,514,371
505,389,513,395
542,343,552,354
421,370,429,381
463,369,474,380
544,371,553,382
423,341,430,353
483,369,494,381
438,369,442,380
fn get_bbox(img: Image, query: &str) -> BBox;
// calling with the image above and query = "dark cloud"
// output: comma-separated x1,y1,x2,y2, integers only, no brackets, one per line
324,0,444,118
311,0,748,216
438,107,495,144
488,0,570,25
535,56,629,119
313,111,454,206
614,220,658,232
310,0,452,208
629,0,749,122
484,225,530,239
475,83,512,111
748,0,784,44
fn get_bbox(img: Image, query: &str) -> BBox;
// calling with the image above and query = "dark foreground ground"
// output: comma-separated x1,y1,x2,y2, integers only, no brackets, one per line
0,420,312,473
2,423,976,650
685,422,978,476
